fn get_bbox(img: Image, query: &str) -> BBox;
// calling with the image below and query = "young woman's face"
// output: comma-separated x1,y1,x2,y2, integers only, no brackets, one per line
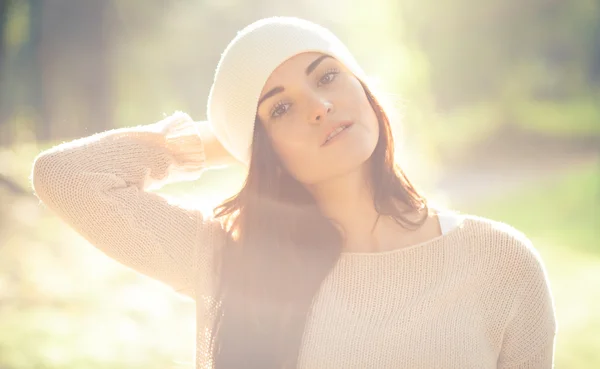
256,52,379,185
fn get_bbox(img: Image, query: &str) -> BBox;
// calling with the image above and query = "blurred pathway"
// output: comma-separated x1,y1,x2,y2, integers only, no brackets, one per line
435,146,599,204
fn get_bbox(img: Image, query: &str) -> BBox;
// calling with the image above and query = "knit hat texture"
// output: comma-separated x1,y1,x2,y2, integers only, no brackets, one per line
206,16,367,165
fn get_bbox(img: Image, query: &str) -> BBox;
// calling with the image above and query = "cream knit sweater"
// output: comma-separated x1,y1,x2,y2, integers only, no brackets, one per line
31,118,557,369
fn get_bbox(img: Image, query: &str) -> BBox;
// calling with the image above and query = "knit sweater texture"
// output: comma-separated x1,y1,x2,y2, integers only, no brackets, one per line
31,118,557,369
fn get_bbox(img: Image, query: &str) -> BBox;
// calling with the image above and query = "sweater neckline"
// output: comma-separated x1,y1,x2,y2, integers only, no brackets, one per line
339,211,466,257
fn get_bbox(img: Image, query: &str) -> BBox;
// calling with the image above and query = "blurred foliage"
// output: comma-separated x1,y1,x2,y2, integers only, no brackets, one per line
1,0,599,368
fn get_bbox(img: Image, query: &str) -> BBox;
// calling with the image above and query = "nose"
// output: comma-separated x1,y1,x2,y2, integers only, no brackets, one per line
309,99,333,125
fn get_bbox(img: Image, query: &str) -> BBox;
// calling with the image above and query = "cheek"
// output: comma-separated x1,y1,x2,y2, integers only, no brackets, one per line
365,102,379,135
348,79,377,122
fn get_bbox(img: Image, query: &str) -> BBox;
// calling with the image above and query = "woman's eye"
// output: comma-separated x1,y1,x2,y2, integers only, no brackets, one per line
271,102,291,119
318,69,340,86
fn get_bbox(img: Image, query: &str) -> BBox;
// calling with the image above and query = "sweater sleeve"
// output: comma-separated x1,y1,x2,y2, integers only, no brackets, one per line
497,237,558,369
30,112,226,299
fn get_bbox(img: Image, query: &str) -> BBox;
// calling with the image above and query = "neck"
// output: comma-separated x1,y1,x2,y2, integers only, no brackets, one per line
307,165,380,251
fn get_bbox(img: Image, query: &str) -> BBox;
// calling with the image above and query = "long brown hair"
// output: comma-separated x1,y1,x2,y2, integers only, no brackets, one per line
210,80,428,368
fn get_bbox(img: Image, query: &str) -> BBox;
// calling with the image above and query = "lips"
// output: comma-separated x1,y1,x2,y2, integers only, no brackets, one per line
322,121,354,146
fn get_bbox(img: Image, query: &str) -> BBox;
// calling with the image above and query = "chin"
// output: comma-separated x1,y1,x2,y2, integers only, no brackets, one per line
303,142,377,185
336,145,375,174
339,132,378,167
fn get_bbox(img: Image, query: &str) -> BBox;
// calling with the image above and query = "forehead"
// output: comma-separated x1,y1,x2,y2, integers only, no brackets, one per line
259,52,331,95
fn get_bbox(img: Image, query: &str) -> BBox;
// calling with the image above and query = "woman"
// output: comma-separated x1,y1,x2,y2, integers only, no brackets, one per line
31,17,557,369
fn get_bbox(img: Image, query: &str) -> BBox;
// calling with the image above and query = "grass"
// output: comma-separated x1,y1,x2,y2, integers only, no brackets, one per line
460,163,600,369
513,98,600,137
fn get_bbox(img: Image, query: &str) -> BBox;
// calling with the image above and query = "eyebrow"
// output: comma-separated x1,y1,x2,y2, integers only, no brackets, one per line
257,55,332,110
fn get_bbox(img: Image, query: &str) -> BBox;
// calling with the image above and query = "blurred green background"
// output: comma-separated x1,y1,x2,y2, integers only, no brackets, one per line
0,0,599,368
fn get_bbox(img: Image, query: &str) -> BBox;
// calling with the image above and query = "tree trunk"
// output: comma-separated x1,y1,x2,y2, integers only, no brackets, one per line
0,0,12,145
39,0,113,140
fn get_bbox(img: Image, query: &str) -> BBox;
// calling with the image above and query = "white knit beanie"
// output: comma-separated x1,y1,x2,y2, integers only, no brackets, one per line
206,16,368,165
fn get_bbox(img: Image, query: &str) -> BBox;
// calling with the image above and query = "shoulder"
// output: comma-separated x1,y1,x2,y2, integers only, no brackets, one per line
452,213,554,319
452,212,548,281
452,214,557,365
435,207,533,250
461,213,535,251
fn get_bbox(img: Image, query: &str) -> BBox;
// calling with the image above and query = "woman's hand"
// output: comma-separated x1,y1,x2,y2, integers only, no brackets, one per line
157,112,238,170
194,120,240,168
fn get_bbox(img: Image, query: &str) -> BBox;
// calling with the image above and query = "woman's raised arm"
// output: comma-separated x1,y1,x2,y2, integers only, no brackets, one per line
31,112,230,299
